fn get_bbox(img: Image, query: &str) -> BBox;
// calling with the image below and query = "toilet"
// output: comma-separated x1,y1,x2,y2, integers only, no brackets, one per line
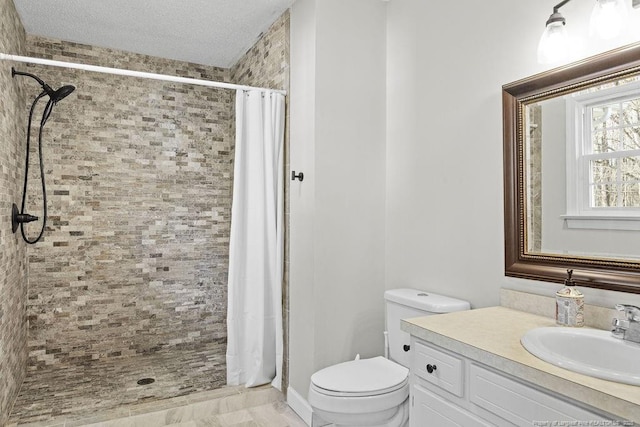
307,288,470,427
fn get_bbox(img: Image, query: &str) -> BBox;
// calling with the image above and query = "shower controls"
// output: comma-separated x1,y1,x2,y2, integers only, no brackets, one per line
11,203,38,233
291,171,304,182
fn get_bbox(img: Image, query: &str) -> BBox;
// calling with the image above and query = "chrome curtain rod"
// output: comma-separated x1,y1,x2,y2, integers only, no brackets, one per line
0,53,287,95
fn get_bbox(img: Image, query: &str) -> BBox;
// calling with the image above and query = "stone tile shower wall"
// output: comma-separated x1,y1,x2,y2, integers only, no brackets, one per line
23,37,235,367
0,11,290,417
232,12,290,91
0,0,28,423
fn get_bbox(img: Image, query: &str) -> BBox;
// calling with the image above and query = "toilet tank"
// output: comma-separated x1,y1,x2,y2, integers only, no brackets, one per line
384,288,470,368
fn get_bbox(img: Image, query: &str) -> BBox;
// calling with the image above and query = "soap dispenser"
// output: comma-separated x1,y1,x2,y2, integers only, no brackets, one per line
555,269,584,327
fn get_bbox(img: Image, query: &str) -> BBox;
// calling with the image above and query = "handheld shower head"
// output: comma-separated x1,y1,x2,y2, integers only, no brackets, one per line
51,85,75,103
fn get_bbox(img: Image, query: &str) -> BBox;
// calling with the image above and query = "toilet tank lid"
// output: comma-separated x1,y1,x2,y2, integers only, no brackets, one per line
384,288,470,313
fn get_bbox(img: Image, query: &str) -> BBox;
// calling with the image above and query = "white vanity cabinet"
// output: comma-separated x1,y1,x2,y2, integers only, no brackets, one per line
409,337,614,426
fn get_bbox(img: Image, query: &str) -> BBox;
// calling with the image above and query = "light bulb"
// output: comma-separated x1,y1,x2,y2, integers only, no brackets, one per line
538,18,570,64
590,0,629,40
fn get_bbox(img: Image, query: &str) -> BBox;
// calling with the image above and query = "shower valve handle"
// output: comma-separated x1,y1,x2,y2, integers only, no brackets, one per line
17,213,39,223
11,203,39,234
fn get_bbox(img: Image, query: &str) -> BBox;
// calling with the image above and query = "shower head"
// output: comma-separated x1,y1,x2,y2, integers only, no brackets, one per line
11,67,75,103
51,85,75,103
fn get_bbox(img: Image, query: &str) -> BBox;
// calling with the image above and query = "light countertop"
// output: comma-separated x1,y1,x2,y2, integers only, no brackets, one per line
401,306,640,423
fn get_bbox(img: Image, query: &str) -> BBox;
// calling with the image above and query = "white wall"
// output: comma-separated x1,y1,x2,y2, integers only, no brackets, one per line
289,0,317,409
289,0,387,401
386,0,640,309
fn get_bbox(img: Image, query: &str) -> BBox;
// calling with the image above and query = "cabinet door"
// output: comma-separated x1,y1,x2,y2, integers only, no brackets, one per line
411,384,492,427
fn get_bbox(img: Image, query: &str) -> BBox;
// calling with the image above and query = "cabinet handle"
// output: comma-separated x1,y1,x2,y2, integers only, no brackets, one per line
426,364,437,374
403,345,410,352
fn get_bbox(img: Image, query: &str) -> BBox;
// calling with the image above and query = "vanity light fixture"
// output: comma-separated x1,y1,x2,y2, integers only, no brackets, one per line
538,0,638,64
538,0,572,64
589,0,629,39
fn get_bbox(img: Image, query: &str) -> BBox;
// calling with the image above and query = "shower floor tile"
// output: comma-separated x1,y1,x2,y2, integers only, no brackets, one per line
8,342,227,425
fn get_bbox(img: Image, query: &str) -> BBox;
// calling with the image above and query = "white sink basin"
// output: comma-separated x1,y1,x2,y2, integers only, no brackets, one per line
521,327,640,386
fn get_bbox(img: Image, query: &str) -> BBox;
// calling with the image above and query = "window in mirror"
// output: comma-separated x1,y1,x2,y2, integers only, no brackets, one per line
523,77,640,257
563,79,640,230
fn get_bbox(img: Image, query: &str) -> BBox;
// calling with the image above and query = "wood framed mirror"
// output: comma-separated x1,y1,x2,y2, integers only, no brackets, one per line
503,42,640,293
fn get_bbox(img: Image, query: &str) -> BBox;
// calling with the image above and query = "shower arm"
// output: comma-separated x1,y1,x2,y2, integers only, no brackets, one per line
12,67,55,97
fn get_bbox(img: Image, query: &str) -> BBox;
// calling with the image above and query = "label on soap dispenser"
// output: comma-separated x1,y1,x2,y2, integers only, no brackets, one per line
555,294,584,327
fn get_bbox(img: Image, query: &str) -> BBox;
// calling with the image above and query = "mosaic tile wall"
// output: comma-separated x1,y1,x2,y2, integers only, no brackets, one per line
23,36,235,367
232,12,290,92
19,8,291,383
231,11,291,391
0,0,28,423
0,9,290,420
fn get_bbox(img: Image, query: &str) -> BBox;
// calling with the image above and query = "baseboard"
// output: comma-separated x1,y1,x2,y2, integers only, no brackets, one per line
287,386,312,426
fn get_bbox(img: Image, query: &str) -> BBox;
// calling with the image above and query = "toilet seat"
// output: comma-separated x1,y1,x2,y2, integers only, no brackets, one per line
310,356,409,397
311,376,408,398
308,356,410,420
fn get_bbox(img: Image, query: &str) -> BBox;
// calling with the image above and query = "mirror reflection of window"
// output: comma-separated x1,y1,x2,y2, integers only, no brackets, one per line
566,78,640,219
588,97,640,209
522,75,640,261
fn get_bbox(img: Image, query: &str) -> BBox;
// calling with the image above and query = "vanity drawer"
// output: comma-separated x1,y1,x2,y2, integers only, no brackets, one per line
469,364,608,424
411,384,492,427
412,340,464,397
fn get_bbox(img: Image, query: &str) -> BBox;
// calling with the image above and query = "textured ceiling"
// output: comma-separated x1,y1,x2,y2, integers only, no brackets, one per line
13,0,294,68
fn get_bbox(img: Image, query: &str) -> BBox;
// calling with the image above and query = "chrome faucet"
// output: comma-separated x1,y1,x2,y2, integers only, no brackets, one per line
611,304,640,344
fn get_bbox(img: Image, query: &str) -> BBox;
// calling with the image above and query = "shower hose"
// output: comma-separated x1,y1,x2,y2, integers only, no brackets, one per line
19,92,55,244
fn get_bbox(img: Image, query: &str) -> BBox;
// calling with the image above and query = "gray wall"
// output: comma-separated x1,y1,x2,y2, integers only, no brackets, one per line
0,0,28,423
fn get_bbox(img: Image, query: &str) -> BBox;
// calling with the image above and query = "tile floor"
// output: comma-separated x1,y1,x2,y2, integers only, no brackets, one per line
167,401,307,427
8,342,227,425
7,342,306,426
9,385,306,427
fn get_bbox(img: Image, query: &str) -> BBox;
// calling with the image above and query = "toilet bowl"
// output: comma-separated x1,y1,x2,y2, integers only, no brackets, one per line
307,289,471,427
308,356,409,427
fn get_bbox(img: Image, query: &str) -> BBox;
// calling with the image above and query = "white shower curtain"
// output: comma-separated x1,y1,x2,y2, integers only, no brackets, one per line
226,89,285,389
